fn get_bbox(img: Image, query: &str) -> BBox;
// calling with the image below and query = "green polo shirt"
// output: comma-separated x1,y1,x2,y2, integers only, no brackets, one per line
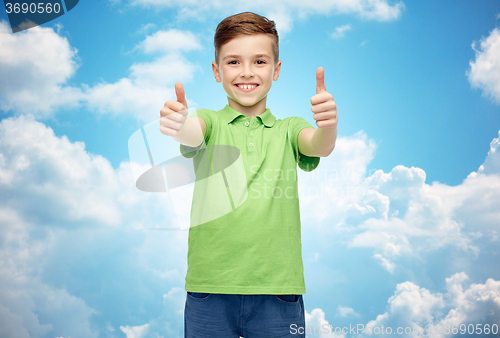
179,105,320,294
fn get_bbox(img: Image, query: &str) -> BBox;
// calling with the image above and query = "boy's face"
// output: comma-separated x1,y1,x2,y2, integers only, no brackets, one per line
212,34,281,111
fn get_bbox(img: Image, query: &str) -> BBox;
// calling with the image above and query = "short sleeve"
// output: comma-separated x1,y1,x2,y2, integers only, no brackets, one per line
180,109,214,158
288,117,320,172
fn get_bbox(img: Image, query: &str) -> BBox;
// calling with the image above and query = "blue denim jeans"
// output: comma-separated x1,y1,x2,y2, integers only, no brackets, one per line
184,292,305,338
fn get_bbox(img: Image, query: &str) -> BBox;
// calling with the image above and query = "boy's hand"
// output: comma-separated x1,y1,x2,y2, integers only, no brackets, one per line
311,67,338,128
160,82,189,137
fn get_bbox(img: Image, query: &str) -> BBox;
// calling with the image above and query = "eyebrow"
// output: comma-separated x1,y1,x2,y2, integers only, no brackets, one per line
222,54,271,60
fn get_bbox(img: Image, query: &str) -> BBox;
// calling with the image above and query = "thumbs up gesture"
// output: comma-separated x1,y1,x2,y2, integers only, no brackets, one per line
311,67,338,129
160,82,190,137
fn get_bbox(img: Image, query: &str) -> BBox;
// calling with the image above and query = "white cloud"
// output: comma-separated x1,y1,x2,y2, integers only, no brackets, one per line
0,114,122,226
475,130,500,175
299,128,500,273
0,111,189,233
0,20,83,116
331,24,352,39
0,115,189,336
0,204,100,338
137,29,202,54
83,29,201,122
306,308,345,338
298,130,378,223
373,253,396,273
303,274,500,338
131,54,199,87
120,323,150,338
0,115,116,336
116,286,186,338
467,27,500,104
163,287,186,315
359,273,500,337
0,20,200,122
349,165,481,260
335,305,360,318
83,76,171,123
135,22,158,36
127,0,405,33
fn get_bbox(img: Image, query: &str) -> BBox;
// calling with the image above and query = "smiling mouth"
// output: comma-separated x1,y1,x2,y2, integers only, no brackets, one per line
235,84,259,91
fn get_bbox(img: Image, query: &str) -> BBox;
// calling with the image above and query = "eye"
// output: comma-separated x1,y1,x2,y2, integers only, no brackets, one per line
228,60,238,65
256,60,266,65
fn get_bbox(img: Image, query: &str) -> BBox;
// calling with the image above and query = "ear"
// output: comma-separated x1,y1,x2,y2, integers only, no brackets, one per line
212,61,222,83
273,60,282,81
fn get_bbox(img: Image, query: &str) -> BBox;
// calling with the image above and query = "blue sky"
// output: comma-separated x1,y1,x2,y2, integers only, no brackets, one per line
1,0,500,337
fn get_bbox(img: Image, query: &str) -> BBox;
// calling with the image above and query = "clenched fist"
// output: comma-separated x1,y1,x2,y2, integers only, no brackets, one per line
160,82,189,137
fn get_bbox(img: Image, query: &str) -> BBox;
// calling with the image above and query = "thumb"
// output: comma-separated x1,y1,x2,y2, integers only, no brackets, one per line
316,67,326,94
175,82,188,109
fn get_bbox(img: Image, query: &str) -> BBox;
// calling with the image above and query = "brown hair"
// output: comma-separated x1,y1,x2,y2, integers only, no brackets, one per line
214,12,279,64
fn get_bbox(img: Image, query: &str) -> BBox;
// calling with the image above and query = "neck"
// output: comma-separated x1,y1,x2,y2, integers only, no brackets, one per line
227,96,267,118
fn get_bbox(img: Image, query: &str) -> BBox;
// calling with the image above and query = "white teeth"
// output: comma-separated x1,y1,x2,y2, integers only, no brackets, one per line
239,84,256,90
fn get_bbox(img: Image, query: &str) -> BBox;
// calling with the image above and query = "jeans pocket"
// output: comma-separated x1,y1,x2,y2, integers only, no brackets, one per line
187,291,210,299
276,294,298,303
273,295,302,319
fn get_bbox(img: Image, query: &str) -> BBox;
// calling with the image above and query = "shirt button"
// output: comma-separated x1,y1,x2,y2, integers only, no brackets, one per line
249,142,254,147
244,121,250,127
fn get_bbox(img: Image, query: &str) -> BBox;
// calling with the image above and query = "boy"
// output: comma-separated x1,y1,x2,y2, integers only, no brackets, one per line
159,12,338,338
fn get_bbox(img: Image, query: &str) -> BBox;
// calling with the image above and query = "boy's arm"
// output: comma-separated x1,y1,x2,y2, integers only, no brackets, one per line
298,67,338,157
298,125,337,157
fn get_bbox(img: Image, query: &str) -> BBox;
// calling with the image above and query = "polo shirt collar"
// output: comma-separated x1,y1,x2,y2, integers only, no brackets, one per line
219,105,276,127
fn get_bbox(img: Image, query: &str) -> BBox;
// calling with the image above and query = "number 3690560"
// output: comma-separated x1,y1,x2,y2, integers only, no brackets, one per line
5,2,62,14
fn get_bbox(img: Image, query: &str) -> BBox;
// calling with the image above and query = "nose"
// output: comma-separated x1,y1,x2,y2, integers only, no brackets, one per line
240,63,254,78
